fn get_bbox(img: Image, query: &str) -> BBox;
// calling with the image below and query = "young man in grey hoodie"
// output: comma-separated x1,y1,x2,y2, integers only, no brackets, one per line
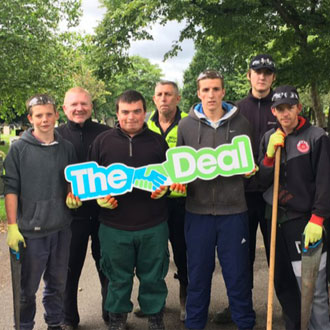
177,70,255,330
4,94,78,330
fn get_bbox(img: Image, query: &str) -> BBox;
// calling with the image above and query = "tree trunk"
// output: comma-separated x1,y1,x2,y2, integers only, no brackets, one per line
310,82,325,128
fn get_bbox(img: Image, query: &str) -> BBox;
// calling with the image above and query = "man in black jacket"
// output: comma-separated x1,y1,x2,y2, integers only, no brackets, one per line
57,87,110,329
215,54,277,324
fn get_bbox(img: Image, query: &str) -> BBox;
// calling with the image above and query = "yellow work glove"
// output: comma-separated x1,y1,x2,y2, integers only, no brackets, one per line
169,183,187,198
266,129,285,158
97,195,118,209
304,214,324,249
151,186,168,199
244,165,259,179
66,192,82,209
7,224,26,252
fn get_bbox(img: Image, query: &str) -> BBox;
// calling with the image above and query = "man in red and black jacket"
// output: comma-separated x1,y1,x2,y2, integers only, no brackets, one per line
259,85,330,330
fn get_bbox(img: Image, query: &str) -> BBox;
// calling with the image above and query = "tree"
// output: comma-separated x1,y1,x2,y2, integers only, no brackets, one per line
181,38,248,112
97,0,330,127
101,56,163,116
0,0,81,121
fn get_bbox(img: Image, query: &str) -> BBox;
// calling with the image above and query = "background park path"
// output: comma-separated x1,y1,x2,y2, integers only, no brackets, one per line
0,226,283,330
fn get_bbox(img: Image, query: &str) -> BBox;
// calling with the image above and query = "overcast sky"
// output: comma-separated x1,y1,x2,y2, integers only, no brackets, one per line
74,0,195,86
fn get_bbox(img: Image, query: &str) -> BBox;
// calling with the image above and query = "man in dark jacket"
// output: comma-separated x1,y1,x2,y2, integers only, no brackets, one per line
215,54,277,324
57,87,110,329
177,70,255,330
259,85,330,330
89,90,171,330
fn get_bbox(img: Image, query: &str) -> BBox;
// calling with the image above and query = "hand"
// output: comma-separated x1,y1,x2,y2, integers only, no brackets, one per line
169,183,187,198
151,186,168,199
66,192,82,209
7,224,26,252
304,214,324,249
97,195,118,209
244,165,259,179
266,129,285,158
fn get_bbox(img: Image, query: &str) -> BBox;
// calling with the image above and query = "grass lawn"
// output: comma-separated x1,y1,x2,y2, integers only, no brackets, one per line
0,198,6,223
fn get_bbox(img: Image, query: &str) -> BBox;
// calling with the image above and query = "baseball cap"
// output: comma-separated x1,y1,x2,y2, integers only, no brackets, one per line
249,54,276,72
271,85,299,108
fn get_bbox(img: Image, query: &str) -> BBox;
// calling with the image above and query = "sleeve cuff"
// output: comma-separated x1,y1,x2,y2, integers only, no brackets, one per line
263,155,275,167
310,214,324,226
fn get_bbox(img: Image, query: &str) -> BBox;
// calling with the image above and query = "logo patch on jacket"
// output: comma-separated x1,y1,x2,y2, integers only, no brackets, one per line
297,140,310,153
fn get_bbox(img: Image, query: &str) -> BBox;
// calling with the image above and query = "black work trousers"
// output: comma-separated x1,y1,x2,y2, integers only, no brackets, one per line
63,216,108,326
246,192,269,286
168,198,188,287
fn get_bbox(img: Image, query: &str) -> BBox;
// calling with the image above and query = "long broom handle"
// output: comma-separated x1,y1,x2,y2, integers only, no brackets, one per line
266,147,281,330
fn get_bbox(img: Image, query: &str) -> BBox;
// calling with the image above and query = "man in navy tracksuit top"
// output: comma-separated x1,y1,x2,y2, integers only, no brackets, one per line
177,70,255,330
259,85,330,330
57,87,110,328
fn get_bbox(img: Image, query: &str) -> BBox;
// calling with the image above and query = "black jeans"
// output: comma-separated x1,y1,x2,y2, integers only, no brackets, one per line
167,198,188,287
63,216,108,326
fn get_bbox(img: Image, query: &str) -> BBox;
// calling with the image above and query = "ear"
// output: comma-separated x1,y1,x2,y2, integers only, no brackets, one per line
222,88,226,98
27,114,33,124
271,107,277,117
297,103,303,113
197,89,201,101
55,111,59,120
247,70,251,82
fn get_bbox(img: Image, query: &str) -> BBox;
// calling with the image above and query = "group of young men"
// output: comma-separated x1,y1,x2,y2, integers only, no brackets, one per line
4,53,330,330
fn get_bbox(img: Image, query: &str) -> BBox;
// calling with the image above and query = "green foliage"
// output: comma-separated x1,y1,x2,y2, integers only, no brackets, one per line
0,198,6,222
0,0,82,121
181,39,248,111
100,56,163,116
98,0,330,127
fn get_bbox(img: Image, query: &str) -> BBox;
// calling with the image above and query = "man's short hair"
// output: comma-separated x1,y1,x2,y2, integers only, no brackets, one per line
116,90,146,113
155,80,180,94
26,94,56,115
196,70,224,89
64,87,92,105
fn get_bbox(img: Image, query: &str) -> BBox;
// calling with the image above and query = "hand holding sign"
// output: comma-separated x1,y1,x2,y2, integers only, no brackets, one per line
97,195,118,209
151,186,168,199
66,192,82,209
65,135,255,201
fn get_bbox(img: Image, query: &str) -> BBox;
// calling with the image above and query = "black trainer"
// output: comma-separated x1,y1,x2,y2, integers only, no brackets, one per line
148,310,165,330
108,312,127,330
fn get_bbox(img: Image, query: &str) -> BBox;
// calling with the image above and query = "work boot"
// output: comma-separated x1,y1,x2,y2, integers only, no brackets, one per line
133,306,146,318
213,306,233,324
108,312,127,330
179,283,187,321
148,310,165,330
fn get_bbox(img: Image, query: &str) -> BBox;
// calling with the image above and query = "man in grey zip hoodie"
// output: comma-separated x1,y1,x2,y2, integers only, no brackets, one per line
177,70,255,330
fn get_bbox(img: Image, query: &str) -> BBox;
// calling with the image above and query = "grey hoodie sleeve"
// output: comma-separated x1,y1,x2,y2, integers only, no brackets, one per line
3,144,21,195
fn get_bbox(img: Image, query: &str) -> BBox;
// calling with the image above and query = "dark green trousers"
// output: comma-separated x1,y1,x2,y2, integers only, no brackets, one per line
99,222,169,314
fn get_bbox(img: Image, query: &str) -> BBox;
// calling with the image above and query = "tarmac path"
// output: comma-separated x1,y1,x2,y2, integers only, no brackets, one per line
0,226,283,329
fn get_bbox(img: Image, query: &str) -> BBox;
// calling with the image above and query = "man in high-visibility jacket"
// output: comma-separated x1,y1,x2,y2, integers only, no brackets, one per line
147,80,188,321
